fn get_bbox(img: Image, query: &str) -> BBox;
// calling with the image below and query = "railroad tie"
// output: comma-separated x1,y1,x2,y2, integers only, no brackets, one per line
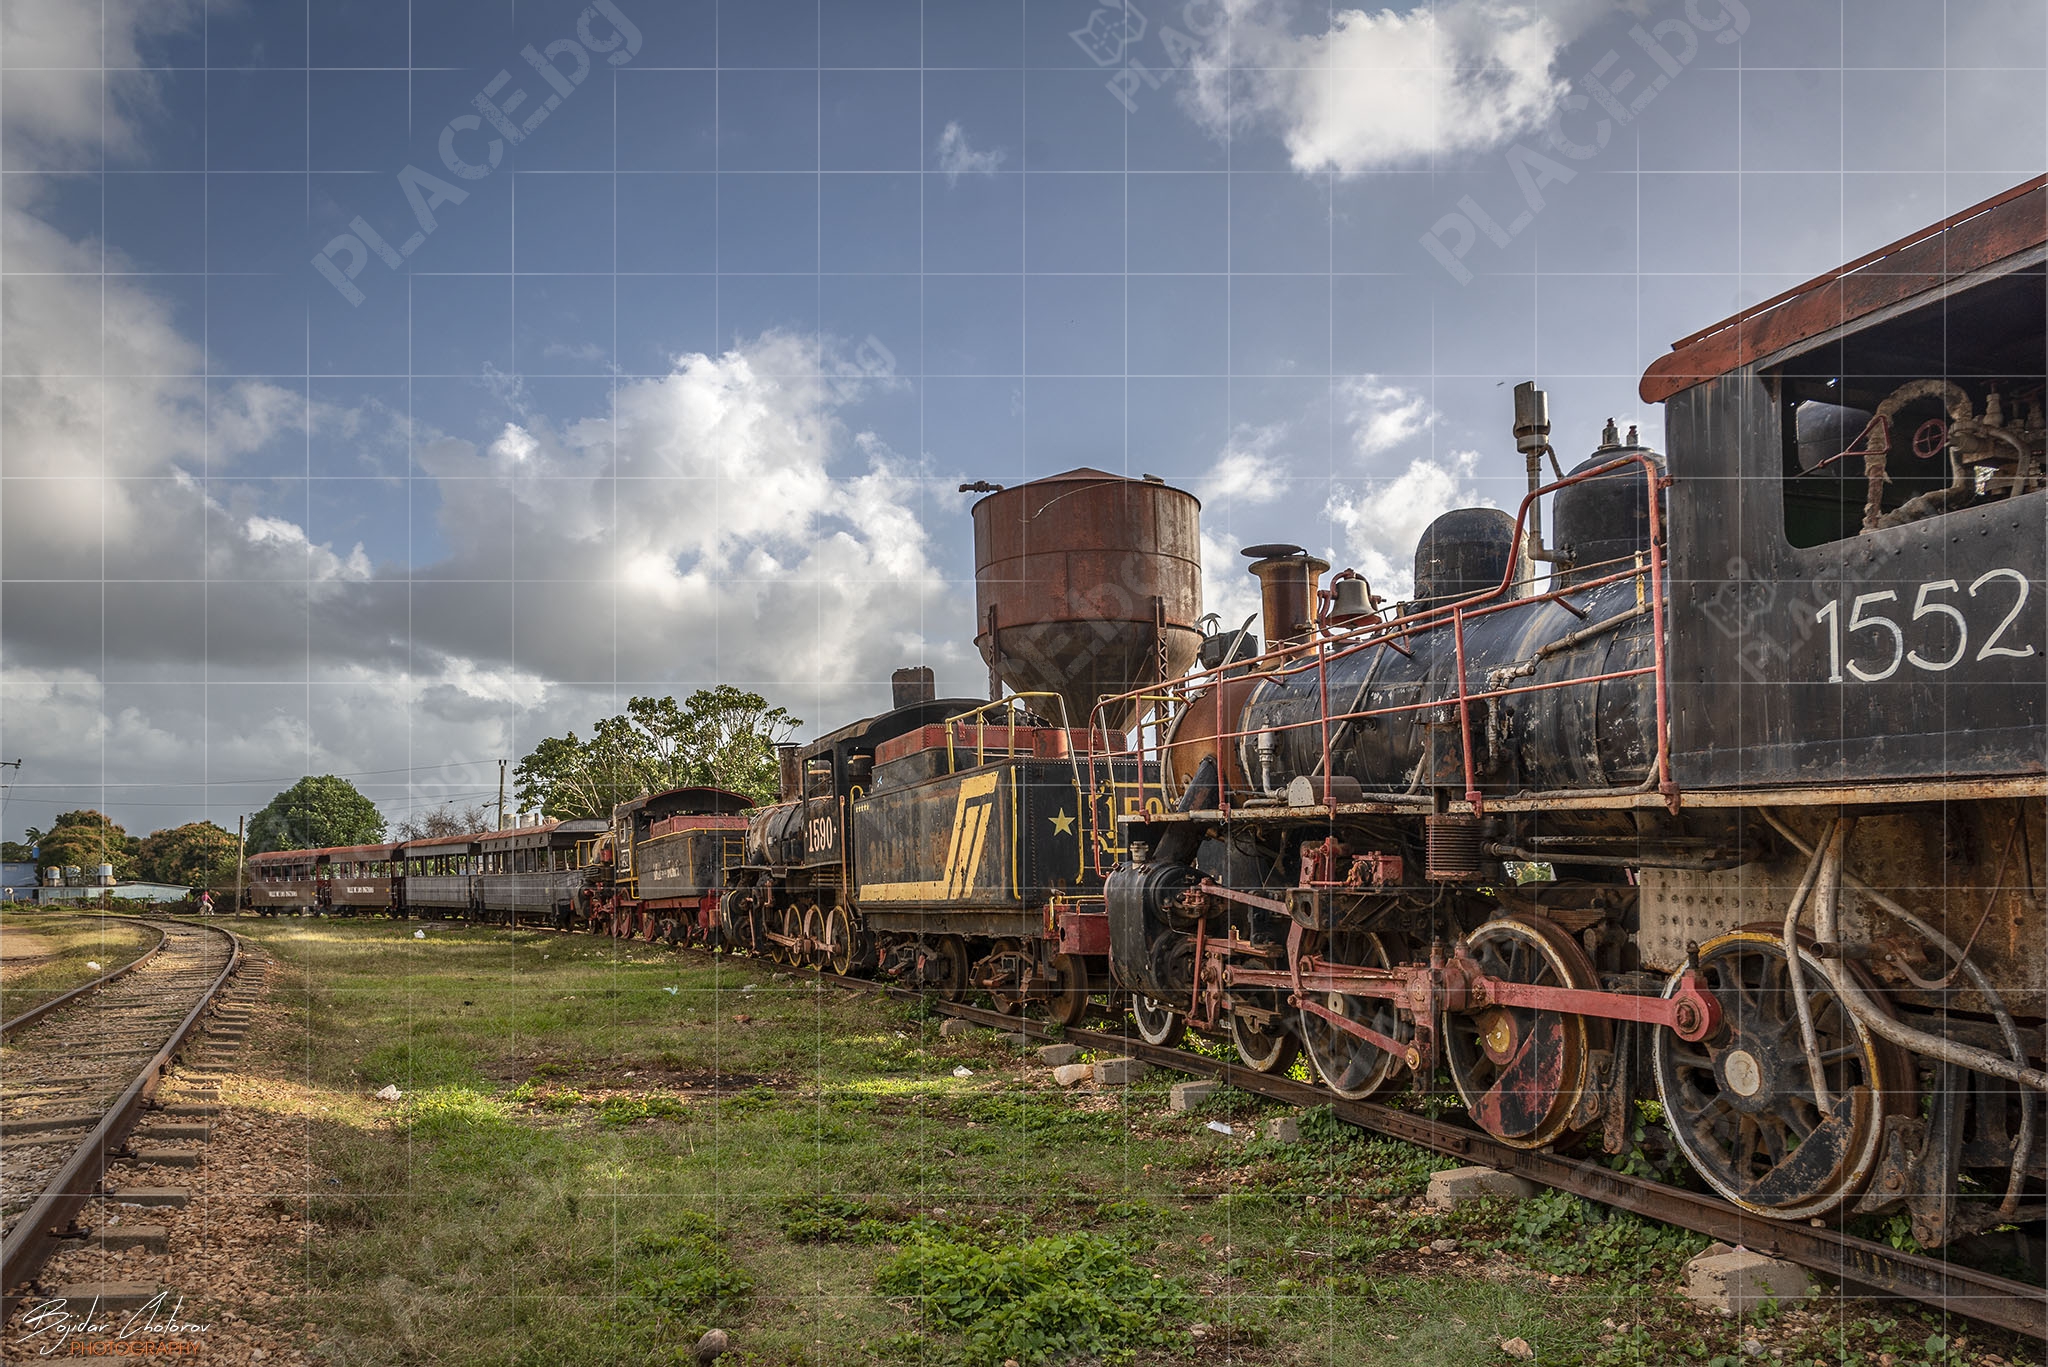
44,1282,165,1313
102,1188,188,1208
133,1122,209,1143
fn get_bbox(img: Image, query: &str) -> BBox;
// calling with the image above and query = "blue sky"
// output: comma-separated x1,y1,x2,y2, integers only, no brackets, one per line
2,0,2043,840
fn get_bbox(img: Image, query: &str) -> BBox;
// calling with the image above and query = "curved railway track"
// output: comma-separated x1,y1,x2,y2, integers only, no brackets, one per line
0,918,241,1308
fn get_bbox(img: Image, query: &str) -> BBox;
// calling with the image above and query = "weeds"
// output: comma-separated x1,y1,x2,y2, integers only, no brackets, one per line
595,1093,687,1125
875,1232,1193,1366
1503,1190,1708,1279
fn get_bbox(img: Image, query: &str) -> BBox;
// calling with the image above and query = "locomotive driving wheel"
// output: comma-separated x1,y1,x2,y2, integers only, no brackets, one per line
777,906,802,964
1652,931,1904,1220
1444,915,1607,1150
1300,931,1410,1100
799,906,828,969
1228,1000,1302,1075
823,905,866,976
1130,994,1186,1048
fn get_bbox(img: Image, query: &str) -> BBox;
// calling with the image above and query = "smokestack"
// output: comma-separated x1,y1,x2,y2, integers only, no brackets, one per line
891,666,936,710
1242,544,1329,649
776,744,802,802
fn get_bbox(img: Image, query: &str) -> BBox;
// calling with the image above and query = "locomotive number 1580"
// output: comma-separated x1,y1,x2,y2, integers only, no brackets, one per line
1813,568,2037,683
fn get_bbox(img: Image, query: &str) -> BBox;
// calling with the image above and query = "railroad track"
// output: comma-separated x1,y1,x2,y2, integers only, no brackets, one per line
0,918,241,1309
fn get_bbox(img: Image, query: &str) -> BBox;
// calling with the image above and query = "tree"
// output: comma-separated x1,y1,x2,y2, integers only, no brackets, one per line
0,841,32,864
136,821,240,887
677,685,800,801
514,688,800,816
24,810,140,879
247,776,386,853
395,805,492,840
512,722,649,822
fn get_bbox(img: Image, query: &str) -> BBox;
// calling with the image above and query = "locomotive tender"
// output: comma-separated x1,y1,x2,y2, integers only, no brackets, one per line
232,180,2045,1251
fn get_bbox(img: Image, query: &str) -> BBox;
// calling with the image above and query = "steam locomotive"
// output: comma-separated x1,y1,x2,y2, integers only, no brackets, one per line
238,179,2046,1249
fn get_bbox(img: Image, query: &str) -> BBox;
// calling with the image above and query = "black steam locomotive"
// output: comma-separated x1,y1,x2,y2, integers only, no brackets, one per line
243,180,2047,1250
1107,179,2048,1245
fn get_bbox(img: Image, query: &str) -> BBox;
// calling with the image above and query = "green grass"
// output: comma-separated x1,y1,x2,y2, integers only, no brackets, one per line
0,907,156,1017
211,918,2047,1367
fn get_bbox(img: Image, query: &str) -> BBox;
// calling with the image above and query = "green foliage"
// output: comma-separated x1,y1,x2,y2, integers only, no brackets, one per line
135,819,239,887
780,1195,921,1245
595,1092,688,1126
1503,1190,1708,1279
514,686,800,817
874,1233,1194,1367
359,1038,483,1091
400,1087,513,1138
1,840,33,863
247,775,385,853
617,1218,755,1332
24,809,140,878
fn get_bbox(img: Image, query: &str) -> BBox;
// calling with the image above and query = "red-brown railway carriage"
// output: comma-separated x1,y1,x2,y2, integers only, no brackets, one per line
243,849,318,915
584,787,751,943
1107,177,2048,1246
322,843,400,914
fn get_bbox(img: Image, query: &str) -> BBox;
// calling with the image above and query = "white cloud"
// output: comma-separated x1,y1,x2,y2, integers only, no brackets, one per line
1183,0,1609,175
1197,424,1290,505
0,0,204,172
1342,377,1435,457
1326,451,1493,597
935,121,1006,182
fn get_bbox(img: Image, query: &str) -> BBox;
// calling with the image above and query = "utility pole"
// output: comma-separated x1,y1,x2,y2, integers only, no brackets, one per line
234,814,246,915
497,759,508,830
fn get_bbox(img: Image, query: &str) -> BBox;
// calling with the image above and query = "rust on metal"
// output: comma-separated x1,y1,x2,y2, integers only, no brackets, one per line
971,468,1202,731
1640,176,2048,403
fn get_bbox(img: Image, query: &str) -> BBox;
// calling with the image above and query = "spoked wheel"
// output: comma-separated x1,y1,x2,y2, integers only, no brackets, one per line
1444,915,1608,1149
920,936,970,1000
1228,1002,1302,1074
824,904,862,976
778,906,802,964
721,892,761,956
1130,994,1187,1048
1300,931,1411,1100
1653,931,1906,1220
1039,953,1091,1029
799,905,828,969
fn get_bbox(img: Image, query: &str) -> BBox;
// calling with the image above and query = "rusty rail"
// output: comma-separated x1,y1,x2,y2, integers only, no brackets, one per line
0,920,242,1313
0,919,170,1037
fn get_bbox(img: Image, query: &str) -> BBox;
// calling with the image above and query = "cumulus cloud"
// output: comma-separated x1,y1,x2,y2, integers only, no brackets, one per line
935,121,1006,182
1342,377,1436,457
1182,0,1611,175
1197,424,1290,505
1326,451,1493,597
0,0,204,172
0,5,973,837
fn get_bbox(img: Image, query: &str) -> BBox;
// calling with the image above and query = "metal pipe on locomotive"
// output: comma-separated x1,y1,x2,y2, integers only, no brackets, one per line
1103,178,2048,1246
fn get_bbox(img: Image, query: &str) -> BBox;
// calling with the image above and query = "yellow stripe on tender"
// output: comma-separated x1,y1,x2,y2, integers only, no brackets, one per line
859,771,1000,902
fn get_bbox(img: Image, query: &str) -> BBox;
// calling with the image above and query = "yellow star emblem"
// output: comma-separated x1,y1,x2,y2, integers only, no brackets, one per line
1049,809,1076,836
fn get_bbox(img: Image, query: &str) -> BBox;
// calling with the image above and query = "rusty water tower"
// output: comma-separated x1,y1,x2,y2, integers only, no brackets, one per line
969,469,1202,730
